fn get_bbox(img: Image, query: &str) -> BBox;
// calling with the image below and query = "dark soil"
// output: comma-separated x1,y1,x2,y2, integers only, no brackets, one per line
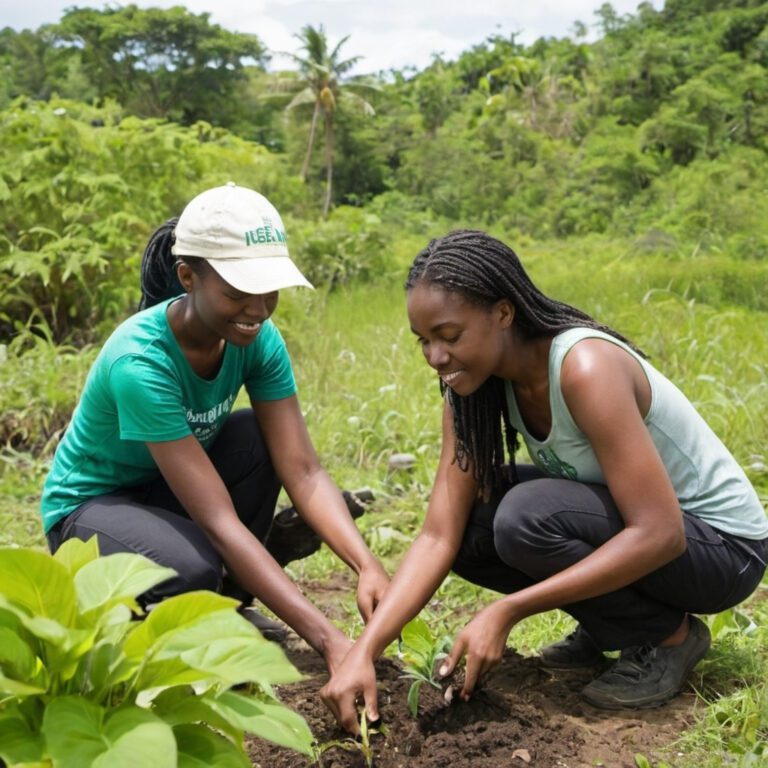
246,595,698,768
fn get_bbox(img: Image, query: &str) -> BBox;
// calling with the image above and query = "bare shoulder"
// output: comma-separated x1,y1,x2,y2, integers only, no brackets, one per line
560,337,651,432
560,337,638,390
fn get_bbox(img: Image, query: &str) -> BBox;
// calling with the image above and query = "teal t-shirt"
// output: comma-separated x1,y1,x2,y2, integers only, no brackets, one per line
40,298,296,532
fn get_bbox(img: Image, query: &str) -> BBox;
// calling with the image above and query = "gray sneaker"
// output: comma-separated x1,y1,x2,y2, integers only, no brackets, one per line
540,625,606,669
582,615,711,710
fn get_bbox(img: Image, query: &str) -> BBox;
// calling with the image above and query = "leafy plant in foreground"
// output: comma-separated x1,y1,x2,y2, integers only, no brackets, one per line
398,616,452,717
0,538,314,766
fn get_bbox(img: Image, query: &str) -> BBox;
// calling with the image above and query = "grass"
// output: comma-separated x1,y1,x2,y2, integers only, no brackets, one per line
1,233,767,764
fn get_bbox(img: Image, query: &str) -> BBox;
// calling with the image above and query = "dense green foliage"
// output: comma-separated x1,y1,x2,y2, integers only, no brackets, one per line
3,3,768,211
0,537,314,766
0,99,308,342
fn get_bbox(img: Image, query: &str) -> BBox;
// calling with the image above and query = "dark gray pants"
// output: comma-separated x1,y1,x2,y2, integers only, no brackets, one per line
453,465,768,649
46,410,280,607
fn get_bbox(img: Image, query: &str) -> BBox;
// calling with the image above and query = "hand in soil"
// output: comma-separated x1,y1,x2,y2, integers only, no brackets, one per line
439,601,516,700
320,644,381,734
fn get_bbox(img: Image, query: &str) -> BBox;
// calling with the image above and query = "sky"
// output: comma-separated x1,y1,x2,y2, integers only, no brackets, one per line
3,0,664,74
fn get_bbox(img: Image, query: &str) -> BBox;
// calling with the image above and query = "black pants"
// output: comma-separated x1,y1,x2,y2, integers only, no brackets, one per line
453,465,768,649
46,410,280,607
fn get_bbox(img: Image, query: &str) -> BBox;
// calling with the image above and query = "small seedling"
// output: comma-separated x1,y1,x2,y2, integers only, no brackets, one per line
315,708,386,767
398,616,453,717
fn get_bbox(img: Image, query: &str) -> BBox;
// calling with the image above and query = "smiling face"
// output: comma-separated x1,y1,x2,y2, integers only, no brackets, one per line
407,280,515,396
178,260,279,348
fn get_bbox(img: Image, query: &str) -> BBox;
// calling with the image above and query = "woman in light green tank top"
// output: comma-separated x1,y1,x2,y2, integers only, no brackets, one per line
321,229,767,734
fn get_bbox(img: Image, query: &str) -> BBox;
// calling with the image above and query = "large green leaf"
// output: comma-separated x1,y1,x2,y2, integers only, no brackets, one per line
0,626,37,680
0,595,95,681
180,636,303,686
0,670,47,696
53,536,100,577
145,611,263,666
0,624,49,695
123,592,241,662
0,709,46,764
207,691,315,756
151,686,243,743
0,548,77,626
135,631,302,694
74,553,176,616
174,724,250,768
42,697,176,768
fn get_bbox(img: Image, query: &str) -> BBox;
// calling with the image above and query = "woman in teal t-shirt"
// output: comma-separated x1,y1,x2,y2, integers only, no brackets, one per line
41,183,389,673
321,229,768,733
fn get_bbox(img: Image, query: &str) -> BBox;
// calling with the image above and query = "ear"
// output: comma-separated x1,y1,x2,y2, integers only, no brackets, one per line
495,299,515,329
176,261,194,293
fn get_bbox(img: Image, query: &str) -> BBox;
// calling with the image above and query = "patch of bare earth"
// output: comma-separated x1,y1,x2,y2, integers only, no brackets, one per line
247,577,698,768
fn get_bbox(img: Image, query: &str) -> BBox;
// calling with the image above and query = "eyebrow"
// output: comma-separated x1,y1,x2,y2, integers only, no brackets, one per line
410,321,459,335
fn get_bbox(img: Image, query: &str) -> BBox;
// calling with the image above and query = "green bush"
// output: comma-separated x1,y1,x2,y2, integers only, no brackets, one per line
0,98,305,343
289,206,395,289
0,538,314,766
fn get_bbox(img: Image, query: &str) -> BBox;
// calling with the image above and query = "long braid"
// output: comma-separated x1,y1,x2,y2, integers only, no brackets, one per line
406,229,644,493
139,217,182,310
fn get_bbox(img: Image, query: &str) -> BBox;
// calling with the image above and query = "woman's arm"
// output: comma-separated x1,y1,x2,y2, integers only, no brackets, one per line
251,395,389,621
320,400,479,732
442,339,687,696
147,437,351,672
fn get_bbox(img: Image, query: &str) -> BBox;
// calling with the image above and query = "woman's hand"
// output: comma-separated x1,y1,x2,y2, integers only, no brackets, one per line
356,561,390,623
438,601,517,700
320,645,379,735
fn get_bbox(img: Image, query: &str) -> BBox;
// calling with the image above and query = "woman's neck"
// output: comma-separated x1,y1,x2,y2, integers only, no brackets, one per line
166,296,225,379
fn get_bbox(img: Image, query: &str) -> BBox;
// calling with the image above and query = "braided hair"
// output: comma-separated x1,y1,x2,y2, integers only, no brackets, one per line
405,229,643,493
139,217,212,310
139,218,183,310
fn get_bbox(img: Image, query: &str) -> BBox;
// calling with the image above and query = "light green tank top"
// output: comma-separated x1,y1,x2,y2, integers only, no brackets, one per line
504,327,768,540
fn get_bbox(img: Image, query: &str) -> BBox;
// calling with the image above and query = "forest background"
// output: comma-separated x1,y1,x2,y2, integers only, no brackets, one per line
0,0,767,764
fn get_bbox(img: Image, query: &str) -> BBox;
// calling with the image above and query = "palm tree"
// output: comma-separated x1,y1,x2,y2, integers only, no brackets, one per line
285,25,378,216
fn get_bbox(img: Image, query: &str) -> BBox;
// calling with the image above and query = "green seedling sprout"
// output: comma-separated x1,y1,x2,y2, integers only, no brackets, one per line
398,616,453,717
315,707,387,767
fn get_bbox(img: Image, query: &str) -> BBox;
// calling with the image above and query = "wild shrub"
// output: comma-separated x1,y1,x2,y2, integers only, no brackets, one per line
288,206,393,289
0,98,304,344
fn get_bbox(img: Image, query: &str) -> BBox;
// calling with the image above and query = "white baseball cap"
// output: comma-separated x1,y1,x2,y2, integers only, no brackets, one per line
172,182,313,294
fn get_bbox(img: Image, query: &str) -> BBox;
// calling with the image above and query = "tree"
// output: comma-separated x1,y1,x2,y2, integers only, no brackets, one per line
285,25,379,217
0,27,61,104
54,5,267,125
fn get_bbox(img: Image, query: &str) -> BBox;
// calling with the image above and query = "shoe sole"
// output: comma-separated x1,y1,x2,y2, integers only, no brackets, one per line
582,687,679,710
